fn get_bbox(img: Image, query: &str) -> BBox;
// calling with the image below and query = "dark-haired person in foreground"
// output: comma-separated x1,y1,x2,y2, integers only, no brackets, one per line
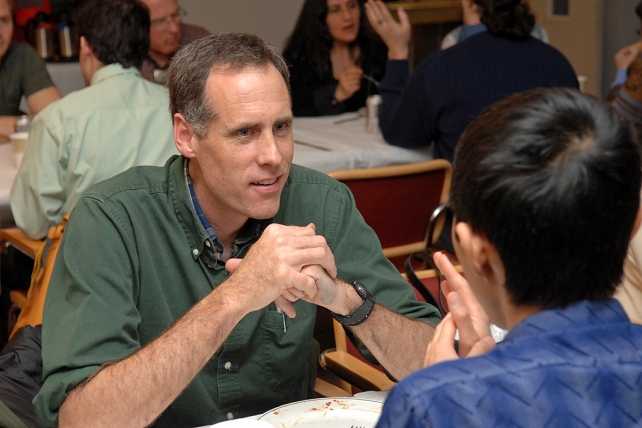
374,88,642,427
33,32,458,427
364,0,578,163
10,0,177,240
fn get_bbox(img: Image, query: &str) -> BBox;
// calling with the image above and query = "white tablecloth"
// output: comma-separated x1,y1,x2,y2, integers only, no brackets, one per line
293,113,432,172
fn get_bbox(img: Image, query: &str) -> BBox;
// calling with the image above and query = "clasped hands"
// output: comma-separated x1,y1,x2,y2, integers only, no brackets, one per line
224,223,352,319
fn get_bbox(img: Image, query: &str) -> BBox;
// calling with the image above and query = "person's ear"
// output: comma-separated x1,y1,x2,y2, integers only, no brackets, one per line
454,222,505,287
79,36,92,59
173,113,197,158
631,206,642,239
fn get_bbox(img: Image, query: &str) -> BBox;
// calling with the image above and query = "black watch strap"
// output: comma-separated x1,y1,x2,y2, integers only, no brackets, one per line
332,281,376,326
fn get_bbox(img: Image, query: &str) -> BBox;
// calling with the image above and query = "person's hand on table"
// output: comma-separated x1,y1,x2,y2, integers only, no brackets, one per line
614,42,641,70
364,0,410,60
424,252,495,366
335,65,363,102
225,223,337,318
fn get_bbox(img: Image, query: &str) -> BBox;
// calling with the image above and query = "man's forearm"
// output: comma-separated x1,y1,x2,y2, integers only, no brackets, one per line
59,283,245,428
351,304,434,380
0,115,16,142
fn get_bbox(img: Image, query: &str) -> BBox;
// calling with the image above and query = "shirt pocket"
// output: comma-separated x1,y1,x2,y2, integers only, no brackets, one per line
262,301,316,393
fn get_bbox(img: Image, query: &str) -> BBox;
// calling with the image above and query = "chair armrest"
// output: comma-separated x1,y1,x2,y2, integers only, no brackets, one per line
0,228,42,258
319,349,395,392
313,378,353,398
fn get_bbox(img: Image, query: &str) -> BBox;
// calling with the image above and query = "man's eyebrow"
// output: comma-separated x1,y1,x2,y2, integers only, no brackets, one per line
276,115,294,125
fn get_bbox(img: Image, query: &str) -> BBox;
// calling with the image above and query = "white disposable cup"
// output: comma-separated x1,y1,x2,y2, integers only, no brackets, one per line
9,132,28,168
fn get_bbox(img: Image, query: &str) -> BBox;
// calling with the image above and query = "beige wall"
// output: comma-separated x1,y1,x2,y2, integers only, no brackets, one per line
529,0,604,96
180,0,305,51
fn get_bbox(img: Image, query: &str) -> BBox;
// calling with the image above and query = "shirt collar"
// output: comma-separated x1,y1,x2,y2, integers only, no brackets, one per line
90,63,142,86
181,157,264,263
503,299,629,345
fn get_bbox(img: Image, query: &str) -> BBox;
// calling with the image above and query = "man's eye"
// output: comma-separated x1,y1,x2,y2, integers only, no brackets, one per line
275,123,288,132
238,129,250,137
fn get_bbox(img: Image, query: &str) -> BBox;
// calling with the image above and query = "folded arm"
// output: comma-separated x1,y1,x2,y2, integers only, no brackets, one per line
58,223,335,427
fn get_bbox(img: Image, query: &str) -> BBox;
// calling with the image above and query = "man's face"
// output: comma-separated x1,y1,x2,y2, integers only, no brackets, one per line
189,65,294,228
0,0,13,61
142,0,181,58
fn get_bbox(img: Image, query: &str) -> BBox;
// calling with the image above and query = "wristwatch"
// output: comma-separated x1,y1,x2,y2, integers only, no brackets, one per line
332,281,376,326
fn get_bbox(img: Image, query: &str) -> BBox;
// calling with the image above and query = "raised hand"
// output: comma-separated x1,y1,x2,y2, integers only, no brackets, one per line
433,251,493,357
364,0,411,60
614,42,641,70
335,65,363,102
423,313,495,367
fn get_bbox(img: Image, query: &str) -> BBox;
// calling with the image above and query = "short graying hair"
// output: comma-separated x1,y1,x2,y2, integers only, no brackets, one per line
167,32,291,138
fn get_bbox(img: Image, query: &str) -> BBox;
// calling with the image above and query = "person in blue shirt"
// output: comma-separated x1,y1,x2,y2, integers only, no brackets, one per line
374,87,642,427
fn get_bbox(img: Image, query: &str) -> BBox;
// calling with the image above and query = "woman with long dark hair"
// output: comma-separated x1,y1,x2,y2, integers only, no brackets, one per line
364,0,579,163
283,0,386,116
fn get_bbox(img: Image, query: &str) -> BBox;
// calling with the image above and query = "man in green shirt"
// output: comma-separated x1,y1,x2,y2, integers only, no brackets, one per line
35,32,476,428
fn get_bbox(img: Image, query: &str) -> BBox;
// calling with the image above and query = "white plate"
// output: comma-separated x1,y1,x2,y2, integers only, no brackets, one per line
257,397,382,427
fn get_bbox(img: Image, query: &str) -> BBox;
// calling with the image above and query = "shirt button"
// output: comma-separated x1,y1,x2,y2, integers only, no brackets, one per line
225,361,232,370
227,413,234,420
192,249,199,256
205,241,211,248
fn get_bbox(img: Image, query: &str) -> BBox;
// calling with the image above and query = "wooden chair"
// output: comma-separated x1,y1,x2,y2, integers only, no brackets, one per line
0,228,43,335
316,264,470,395
328,159,452,270
0,217,68,339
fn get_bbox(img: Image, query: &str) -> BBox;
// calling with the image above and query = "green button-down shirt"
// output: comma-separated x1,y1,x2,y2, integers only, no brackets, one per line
34,156,440,427
10,63,178,239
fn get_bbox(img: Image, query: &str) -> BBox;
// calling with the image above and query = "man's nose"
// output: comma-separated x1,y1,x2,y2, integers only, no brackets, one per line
167,19,180,33
257,132,284,165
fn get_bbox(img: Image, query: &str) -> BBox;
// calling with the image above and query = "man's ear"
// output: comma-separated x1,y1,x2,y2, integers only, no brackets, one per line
173,113,197,158
454,222,505,285
79,36,92,58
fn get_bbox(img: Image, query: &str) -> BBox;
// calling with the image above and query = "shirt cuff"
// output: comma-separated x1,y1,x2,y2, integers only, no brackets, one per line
612,68,628,88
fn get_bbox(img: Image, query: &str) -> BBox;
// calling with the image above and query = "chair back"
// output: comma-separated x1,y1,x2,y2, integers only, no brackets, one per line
8,216,69,338
328,159,452,269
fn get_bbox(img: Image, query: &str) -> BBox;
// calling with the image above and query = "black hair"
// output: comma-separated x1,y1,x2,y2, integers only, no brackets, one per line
636,1,642,19
74,0,150,68
473,0,535,39
282,0,385,83
451,88,642,309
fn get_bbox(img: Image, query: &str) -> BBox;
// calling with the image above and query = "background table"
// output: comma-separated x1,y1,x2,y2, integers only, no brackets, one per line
1,114,433,228
292,113,433,172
